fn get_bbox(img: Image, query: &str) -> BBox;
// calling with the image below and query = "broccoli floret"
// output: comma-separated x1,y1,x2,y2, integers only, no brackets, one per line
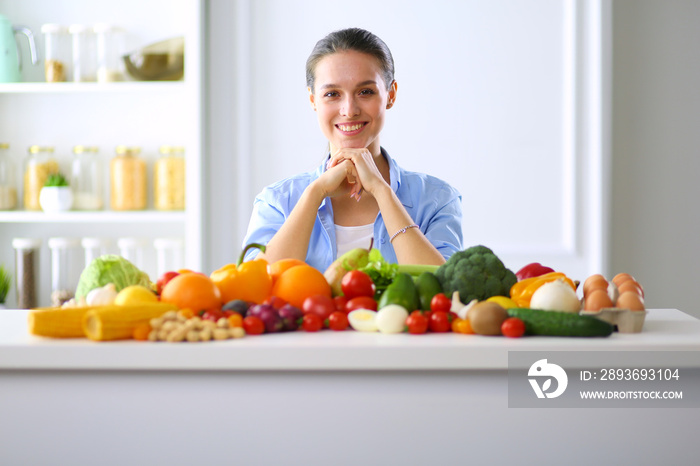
435,245,517,304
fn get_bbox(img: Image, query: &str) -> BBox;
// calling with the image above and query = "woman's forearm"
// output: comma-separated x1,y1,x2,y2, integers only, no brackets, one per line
256,182,326,263
373,185,446,266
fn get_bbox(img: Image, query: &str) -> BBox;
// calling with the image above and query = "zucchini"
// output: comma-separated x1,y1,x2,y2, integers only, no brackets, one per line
507,308,613,337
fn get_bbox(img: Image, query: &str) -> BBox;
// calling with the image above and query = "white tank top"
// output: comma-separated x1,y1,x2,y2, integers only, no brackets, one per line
335,223,374,258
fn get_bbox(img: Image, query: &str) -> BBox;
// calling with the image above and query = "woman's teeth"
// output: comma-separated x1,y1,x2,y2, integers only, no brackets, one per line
338,123,364,131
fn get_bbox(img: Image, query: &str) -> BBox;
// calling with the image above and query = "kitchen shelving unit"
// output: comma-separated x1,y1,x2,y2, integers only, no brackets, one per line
0,0,203,308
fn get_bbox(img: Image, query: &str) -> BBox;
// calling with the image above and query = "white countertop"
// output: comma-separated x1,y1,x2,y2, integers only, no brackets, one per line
1,309,699,371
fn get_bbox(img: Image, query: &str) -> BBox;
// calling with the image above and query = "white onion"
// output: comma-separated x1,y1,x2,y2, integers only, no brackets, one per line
530,279,581,313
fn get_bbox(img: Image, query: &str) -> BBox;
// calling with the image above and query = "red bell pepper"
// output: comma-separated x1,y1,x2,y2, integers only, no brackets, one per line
515,262,555,281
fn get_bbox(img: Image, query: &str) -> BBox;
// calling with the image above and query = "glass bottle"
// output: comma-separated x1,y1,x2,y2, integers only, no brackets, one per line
153,237,184,277
94,23,126,83
110,146,146,210
24,146,59,211
41,24,71,82
48,237,81,307
69,24,97,82
12,238,41,309
154,145,186,210
71,145,103,210
0,143,17,210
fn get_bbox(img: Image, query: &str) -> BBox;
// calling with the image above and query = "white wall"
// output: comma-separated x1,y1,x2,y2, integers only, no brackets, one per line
611,0,700,316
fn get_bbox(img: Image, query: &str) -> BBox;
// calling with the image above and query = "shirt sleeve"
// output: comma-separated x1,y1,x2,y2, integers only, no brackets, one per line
241,193,287,262
423,192,464,261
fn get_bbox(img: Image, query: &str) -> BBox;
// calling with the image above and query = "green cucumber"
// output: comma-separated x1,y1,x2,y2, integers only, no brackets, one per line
507,308,613,337
396,264,440,277
414,271,444,311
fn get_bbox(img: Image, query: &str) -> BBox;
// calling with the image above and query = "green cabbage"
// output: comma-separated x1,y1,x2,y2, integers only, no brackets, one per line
75,255,152,299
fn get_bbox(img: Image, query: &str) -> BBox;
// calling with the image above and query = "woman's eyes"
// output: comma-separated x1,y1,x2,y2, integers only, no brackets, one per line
323,89,375,98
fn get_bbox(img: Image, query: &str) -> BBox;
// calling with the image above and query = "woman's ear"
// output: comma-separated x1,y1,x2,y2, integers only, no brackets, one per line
386,80,398,109
308,87,316,111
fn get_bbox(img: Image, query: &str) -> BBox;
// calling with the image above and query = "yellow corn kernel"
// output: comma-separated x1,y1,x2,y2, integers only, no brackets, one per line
83,302,178,341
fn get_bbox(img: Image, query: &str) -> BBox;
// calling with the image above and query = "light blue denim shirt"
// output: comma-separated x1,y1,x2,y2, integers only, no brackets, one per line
242,148,463,272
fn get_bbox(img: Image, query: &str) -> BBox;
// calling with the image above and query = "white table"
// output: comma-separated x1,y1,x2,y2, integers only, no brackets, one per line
1,308,699,465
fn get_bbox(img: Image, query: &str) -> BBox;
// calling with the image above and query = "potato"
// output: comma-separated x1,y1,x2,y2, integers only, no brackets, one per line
468,301,508,335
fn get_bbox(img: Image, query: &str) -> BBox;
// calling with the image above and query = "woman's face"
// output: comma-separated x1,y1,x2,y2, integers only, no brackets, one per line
309,50,397,155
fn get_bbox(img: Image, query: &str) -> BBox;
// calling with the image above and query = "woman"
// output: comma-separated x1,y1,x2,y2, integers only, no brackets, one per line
243,28,463,272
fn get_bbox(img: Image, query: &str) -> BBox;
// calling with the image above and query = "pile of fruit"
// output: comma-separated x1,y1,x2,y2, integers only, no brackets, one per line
28,243,648,342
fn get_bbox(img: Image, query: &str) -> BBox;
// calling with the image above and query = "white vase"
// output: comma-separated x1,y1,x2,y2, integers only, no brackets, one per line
39,186,73,212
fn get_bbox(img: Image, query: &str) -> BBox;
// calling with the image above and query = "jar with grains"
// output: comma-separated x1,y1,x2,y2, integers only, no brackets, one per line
41,24,71,82
69,24,97,82
48,237,81,307
0,143,18,210
94,23,126,83
24,146,59,211
12,238,41,309
154,145,186,210
110,146,146,210
71,145,103,210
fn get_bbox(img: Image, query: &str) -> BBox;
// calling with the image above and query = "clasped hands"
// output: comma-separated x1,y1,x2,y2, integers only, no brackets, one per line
320,148,387,201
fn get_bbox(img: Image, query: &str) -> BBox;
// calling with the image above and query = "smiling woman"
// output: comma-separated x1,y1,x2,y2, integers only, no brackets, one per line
241,28,463,272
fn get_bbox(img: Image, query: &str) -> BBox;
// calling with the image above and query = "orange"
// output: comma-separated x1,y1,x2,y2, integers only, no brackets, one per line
271,264,332,308
160,272,222,312
269,258,307,285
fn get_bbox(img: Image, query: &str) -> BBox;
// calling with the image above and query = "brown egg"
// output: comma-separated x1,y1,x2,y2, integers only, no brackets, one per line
583,275,608,298
584,288,613,311
616,291,645,311
612,273,635,287
617,280,643,297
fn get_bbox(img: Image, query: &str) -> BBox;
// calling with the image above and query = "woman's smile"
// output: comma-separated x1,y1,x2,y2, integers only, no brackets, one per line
336,121,368,135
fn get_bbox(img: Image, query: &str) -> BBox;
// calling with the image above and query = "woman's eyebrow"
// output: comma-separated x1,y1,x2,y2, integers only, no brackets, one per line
319,80,377,90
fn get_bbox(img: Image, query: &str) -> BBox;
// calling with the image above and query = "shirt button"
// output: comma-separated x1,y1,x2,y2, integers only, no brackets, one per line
379,237,385,244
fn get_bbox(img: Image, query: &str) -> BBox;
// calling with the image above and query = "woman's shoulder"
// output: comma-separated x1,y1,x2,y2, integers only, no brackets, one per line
397,166,461,199
255,166,319,204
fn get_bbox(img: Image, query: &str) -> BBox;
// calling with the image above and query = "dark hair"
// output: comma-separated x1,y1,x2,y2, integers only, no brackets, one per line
306,28,395,93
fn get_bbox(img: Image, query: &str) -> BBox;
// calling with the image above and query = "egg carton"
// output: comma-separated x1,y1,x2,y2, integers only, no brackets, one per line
580,308,647,333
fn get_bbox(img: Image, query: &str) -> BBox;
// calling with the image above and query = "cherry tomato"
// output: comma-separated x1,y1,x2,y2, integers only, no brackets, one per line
328,311,349,331
430,293,452,313
452,318,474,334
302,313,323,332
302,295,336,321
341,270,376,299
429,310,451,333
156,271,180,295
242,316,265,335
202,308,224,322
501,317,526,338
406,311,428,334
227,313,244,328
334,296,349,314
345,296,378,312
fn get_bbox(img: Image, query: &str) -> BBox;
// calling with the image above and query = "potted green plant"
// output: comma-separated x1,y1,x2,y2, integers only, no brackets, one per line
0,264,10,309
39,173,73,212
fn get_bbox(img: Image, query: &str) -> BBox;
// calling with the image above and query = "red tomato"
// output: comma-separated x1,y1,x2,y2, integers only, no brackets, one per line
406,311,428,334
341,270,376,299
202,308,223,322
242,316,265,335
501,317,526,338
430,293,452,312
302,313,323,332
302,295,336,321
328,311,349,331
155,271,180,295
334,296,349,314
429,310,451,333
345,296,378,312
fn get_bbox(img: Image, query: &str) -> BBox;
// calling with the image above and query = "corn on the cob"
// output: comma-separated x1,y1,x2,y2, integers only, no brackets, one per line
28,307,93,338
83,302,178,341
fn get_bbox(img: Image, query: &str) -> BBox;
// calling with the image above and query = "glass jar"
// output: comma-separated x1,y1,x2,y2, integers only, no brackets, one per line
41,24,71,82
117,237,146,269
48,237,81,307
24,146,59,211
71,145,103,210
12,238,41,309
94,23,126,83
0,143,18,210
110,146,146,210
69,24,97,82
81,237,111,269
154,145,186,210
153,237,184,277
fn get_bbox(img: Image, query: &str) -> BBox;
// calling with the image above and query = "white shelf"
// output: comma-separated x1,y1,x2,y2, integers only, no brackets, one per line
0,81,186,94
0,210,186,223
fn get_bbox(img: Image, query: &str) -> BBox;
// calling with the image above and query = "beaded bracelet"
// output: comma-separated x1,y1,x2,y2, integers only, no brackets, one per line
389,223,419,243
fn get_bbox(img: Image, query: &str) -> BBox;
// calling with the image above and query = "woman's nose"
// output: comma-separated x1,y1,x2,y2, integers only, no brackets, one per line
340,96,360,117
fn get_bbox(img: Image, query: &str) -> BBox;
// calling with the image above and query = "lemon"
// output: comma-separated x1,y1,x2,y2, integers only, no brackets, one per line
486,295,518,309
114,285,159,306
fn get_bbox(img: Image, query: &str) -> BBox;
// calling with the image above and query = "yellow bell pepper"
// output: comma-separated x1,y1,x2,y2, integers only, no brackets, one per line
210,243,272,305
510,271,576,308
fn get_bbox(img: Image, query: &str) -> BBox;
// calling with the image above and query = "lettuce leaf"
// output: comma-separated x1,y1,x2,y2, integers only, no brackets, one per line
75,254,152,299
358,248,398,298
